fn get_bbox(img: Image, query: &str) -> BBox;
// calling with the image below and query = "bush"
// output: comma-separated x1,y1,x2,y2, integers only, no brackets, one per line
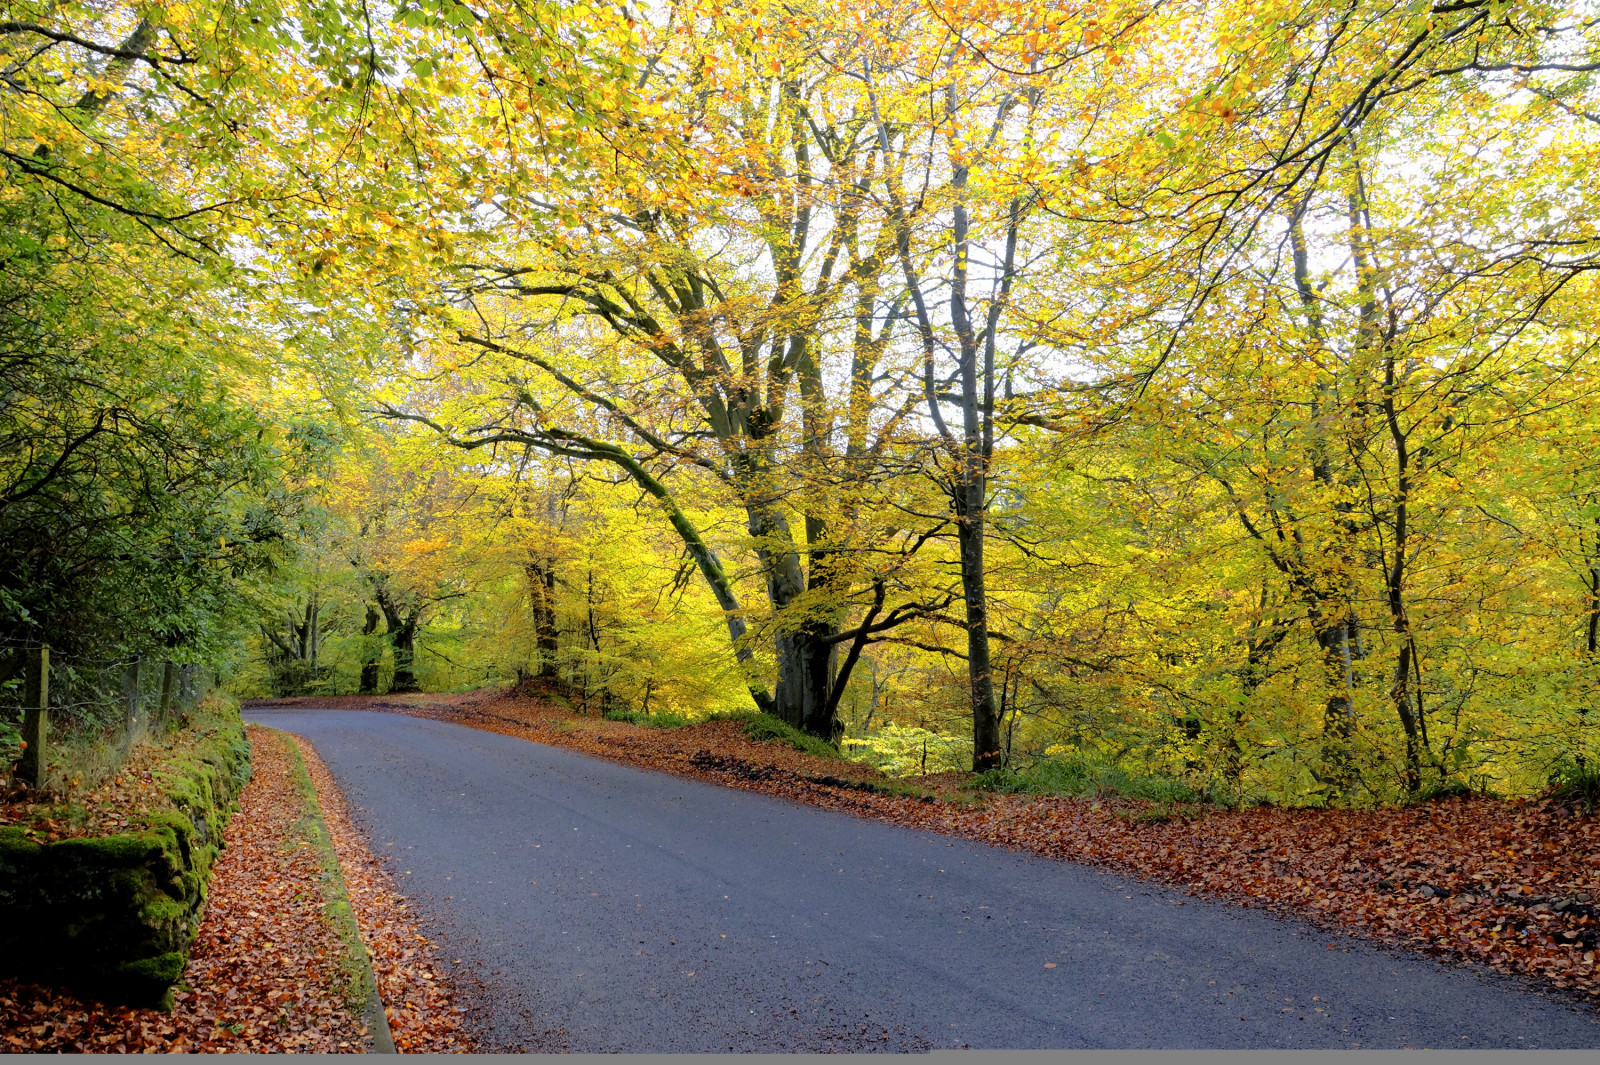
842,724,970,777
1548,761,1600,814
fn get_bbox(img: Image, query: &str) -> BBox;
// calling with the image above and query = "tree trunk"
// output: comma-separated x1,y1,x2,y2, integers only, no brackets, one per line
157,659,177,732
772,621,839,737
359,604,381,694
390,623,419,693
376,593,421,693
120,658,142,760
958,492,1002,770
742,490,843,735
526,558,560,678
19,644,49,790
1309,604,1358,790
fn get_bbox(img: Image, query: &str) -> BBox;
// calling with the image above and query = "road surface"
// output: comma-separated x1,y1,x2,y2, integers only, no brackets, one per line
247,708,1600,1050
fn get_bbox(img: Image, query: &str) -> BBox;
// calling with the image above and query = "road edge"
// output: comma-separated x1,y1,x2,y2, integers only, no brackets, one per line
267,725,398,1054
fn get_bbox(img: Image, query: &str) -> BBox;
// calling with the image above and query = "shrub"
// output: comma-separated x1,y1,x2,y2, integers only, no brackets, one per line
1548,761,1600,814
841,724,970,777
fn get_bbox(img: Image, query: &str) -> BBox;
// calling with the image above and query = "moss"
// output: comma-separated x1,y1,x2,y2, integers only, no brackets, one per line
52,830,167,866
116,952,187,985
112,953,187,1009
0,701,251,1007
268,728,389,1043
139,895,189,929
0,825,44,861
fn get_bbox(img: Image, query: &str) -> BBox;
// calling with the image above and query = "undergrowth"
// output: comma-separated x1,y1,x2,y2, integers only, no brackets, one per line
599,706,842,760
601,708,695,729
974,753,1219,805
1548,761,1600,814
1409,778,1489,804
710,711,841,760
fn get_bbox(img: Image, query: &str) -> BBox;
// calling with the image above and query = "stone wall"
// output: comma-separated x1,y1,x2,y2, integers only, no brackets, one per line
0,708,250,1008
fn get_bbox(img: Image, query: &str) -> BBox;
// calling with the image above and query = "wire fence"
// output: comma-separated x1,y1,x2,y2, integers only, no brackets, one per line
1,637,218,794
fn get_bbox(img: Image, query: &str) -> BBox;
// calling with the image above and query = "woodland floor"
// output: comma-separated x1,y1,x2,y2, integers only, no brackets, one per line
0,725,471,1053
251,687,1600,1011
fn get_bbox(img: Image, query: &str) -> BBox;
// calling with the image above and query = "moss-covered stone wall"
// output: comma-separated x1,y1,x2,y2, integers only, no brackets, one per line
0,707,251,1008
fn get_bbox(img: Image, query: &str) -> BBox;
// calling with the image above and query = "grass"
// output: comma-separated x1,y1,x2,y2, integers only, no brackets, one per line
1410,778,1483,803
708,711,842,760
601,707,696,729
598,706,843,760
272,727,394,1052
974,752,1211,804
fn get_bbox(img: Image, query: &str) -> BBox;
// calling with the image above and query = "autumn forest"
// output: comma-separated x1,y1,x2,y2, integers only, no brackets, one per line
5,0,1600,813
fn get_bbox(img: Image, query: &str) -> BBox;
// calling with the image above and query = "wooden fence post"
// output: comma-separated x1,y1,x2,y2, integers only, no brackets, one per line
19,644,49,790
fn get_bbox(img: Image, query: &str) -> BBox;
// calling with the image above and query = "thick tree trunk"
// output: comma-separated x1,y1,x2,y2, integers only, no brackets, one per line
359,604,381,694
526,558,560,678
390,624,419,693
376,593,421,693
773,623,839,737
744,494,843,736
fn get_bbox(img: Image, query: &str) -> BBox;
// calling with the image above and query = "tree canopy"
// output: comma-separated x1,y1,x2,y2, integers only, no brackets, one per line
6,0,1599,805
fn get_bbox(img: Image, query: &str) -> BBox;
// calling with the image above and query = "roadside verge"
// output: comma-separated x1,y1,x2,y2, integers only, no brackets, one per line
274,727,397,1053
1,725,372,1050
288,731,474,1053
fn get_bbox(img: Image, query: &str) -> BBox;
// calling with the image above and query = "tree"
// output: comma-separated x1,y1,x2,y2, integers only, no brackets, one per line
384,0,979,739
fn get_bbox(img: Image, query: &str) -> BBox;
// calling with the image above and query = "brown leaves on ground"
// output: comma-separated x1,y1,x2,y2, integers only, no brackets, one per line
259,689,1600,1009
290,734,473,1053
1,733,198,841
886,795,1600,1000
0,726,365,1052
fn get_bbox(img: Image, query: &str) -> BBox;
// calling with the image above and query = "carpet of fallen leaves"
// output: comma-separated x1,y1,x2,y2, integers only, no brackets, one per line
290,734,473,1053
247,688,1600,1010
1,730,201,841
0,726,367,1052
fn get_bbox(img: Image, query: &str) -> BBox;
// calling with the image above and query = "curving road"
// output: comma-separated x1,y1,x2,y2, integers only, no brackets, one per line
246,709,1600,1051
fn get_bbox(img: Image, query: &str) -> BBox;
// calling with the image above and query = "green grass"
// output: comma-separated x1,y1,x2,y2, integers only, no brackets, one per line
601,707,696,729
272,728,394,1051
598,705,843,760
974,753,1209,804
1409,778,1483,803
707,711,842,760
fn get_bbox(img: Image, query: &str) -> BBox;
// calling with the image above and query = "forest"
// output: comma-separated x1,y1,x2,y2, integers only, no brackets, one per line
4,0,1600,810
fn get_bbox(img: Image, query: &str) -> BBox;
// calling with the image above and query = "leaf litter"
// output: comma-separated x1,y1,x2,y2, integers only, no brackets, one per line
0,725,472,1052
289,732,473,1053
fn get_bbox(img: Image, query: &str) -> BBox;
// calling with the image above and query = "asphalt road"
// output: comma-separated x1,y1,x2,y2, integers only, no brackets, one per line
246,709,1600,1051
